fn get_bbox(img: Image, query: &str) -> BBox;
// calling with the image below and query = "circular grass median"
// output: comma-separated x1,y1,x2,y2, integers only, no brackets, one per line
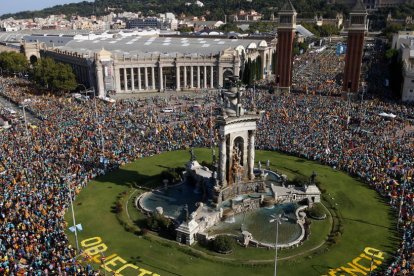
65,149,397,276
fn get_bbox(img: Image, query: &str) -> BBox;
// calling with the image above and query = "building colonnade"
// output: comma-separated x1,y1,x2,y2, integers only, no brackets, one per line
113,64,223,93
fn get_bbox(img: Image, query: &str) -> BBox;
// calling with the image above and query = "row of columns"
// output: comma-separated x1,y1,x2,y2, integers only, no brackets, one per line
177,65,215,90
119,67,155,92
116,65,218,92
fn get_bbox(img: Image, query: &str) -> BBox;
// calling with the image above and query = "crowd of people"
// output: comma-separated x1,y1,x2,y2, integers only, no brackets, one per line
0,74,413,275
255,93,413,275
0,77,218,275
292,47,344,96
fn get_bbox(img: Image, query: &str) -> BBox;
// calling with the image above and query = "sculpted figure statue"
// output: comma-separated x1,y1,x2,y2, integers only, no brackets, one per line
189,147,196,161
221,76,245,117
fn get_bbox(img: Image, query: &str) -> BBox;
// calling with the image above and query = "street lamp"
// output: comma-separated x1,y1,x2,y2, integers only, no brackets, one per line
88,87,105,155
276,75,280,94
269,213,288,276
360,84,367,128
100,251,107,276
325,115,338,155
79,87,100,147
346,81,353,127
21,98,31,138
77,83,87,93
65,174,80,253
368,249,381,275
397,169,408,230
164,74,167,92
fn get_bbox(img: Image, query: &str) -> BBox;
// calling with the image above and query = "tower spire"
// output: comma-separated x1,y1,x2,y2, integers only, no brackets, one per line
279,0,296,13
351,0,367,13
342,0,368,94
275,0,297,93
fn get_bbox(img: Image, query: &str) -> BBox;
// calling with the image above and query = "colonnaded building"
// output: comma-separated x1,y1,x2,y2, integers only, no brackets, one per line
22,34,275,97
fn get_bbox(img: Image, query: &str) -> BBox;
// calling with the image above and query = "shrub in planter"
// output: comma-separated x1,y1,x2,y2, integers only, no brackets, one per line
211,235,234,254
308,203,326,220
146,213,173,234
140,228,149,235
114,202,123,213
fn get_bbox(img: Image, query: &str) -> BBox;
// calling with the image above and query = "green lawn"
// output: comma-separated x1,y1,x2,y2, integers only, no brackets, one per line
66,149,397,276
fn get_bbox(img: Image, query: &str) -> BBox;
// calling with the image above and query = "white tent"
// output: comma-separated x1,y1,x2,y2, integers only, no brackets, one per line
379,112,397,119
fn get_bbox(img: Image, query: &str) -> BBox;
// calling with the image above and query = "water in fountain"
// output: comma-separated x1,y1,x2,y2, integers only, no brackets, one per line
140,182,203,221
193,186,202,194
208,203,301,245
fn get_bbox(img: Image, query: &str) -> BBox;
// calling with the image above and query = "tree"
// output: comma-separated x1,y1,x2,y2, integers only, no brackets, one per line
0,52,28,75
382,23,404,41
32,58,57,89
256,55,262,79
207,7,225,21
293,43,301,56
301,23,320,38
161,167,184,183
385,48,398,60
301,23,339,38
248,22,278,33
318,24,340,37
289,175,308,186
145,213,175,237
32,57,77,93
178,26,194,33
299,41,309,53
52,63,77,92
250,58,256,84
386,49,403,97
271,51,277,75
218,23,241,33
242,58,251,85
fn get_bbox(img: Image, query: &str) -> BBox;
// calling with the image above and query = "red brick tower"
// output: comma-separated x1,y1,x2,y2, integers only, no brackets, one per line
342,0,368,93
276,0,297,92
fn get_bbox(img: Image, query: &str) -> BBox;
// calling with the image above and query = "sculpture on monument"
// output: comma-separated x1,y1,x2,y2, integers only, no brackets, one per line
231,144,244,185
214,76,264,201
310,171,317,185
189,147,196,162
222,76,245,118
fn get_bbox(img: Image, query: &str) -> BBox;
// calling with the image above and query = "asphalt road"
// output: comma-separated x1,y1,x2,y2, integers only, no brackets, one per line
0,88,40,126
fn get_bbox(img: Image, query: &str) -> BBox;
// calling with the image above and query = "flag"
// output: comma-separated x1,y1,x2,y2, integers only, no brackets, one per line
69,224,83,232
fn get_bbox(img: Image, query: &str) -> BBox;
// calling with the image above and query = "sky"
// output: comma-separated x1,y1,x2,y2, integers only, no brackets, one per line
0,0,92,16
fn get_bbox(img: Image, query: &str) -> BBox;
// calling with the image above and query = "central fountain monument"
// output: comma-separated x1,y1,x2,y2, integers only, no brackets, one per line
214,77,264,205
138,77,321,247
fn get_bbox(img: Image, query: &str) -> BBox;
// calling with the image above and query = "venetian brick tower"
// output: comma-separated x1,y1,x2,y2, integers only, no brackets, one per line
342,0,368,93
276,0,297,92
